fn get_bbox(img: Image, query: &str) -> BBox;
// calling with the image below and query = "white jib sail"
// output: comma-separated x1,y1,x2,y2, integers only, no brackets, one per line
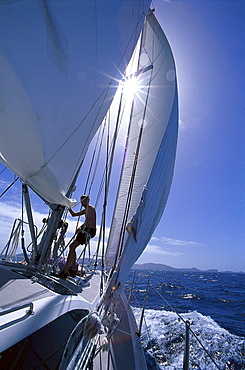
105,11,178,283
0,0,150,207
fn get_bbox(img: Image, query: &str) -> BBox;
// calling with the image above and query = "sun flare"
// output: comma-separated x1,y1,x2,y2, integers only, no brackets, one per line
123,76,139,100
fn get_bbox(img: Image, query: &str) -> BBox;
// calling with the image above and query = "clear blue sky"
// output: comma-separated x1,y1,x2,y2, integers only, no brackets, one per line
136,0,244,272
0,0,244,272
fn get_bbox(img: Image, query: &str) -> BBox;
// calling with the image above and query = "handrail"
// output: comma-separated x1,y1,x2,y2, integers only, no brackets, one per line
0,302,34,318
0,218,38,260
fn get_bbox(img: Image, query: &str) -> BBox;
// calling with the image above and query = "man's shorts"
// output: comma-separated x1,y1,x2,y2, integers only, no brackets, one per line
75,227,96,245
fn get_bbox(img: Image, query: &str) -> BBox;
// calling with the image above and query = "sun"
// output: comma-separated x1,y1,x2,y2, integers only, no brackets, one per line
122,76,140,104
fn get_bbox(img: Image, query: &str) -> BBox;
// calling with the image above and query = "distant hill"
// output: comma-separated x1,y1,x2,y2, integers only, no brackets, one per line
133,262,219,273
12,254,244,273
133,263,244,274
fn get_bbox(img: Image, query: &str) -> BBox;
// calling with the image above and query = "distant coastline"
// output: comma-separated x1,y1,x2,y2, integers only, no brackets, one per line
14,253,244,274
133,262,244,274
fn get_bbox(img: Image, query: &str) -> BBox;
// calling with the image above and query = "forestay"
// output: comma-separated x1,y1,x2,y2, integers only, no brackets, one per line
105,11,178,283
0,0,150,207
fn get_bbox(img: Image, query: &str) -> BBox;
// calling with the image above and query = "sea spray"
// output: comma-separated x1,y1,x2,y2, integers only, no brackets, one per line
132,307,245,370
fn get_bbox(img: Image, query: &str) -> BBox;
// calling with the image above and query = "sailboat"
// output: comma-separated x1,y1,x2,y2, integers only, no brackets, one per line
0,1,178,369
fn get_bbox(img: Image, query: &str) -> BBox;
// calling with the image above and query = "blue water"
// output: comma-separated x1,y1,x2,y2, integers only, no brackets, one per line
124,270,245,370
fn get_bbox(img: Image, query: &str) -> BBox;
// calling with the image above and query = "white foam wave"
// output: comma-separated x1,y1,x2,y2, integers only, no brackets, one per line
132,307,245,370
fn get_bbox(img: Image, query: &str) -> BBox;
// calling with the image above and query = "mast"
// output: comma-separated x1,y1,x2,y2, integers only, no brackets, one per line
35,205,65,265
35,162,82,266
22,183,38,258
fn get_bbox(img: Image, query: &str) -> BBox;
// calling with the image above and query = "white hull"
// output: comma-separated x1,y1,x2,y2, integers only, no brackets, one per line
0,260,147,369
0,260,100,367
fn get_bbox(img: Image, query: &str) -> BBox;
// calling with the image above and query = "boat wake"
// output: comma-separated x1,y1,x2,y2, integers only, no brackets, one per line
132,307,245,370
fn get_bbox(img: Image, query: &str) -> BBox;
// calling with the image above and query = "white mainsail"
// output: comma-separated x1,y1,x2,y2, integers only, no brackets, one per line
0,0,150,207
105,11,178,283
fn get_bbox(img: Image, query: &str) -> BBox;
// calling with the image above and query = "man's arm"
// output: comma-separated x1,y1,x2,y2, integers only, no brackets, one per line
68,208,86,217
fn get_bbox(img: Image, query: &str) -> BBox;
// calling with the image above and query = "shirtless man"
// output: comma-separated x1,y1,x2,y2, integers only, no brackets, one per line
59,195,96,278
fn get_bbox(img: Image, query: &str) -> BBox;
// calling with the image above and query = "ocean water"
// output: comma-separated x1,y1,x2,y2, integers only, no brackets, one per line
124,270,245,370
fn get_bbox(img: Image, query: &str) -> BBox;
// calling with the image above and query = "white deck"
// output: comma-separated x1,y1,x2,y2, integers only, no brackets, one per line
0,261,147,369
0,265,55,310
0,262,101,310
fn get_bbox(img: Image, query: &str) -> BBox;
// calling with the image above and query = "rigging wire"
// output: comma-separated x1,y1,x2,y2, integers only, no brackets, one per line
88,0,98,129
114,66,154,268
0,166,7,175
85,117,107,198
110,15,149,269
100,112,111,281
78,81,129,277
94,82,129,274
150,284,222,370
131,290,159,369
83,110,113,279
0,176,19,198
94,94,127,209
127,275,222,370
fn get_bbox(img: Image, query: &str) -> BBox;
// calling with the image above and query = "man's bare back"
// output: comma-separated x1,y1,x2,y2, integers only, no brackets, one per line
84,204,96,229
